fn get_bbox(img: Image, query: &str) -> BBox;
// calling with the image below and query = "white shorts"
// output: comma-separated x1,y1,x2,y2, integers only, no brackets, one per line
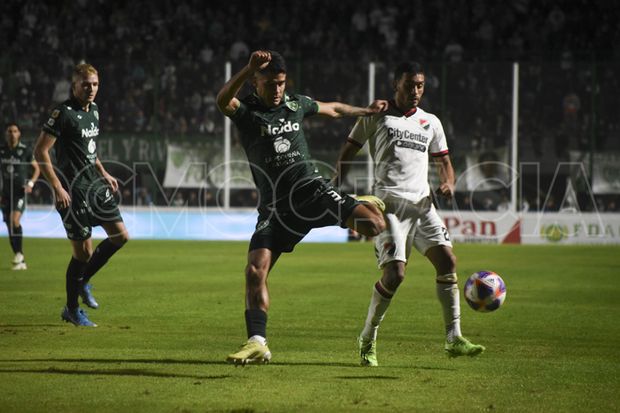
375,196,452,268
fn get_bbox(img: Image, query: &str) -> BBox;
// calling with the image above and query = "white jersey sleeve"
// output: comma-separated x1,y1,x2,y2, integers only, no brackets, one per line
348,114,379,146
428,114,449,157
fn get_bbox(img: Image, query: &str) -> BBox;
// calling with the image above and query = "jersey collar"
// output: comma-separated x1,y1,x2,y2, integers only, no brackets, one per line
403,107,418,117
390,100,418,117
69,95,92,112
252,92,295,112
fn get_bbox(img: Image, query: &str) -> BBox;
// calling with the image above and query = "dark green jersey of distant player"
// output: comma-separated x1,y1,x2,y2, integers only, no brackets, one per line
42,96,101,187
0,142,33,192
230,93,321,209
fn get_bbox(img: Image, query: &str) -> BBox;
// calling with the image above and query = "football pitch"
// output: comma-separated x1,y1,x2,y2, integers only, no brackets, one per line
0,239,618,412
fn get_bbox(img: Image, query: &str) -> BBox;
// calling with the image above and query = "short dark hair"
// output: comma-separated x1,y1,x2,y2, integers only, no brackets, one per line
259,50,287,74
393,62,424,82
5,122,19,130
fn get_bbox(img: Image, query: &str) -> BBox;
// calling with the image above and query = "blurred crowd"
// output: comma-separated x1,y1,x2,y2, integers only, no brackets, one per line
2,0,619,211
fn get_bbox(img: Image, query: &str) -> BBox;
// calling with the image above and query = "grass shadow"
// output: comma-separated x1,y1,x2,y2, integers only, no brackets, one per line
0,324,66,328
0,358,224,366
336,375,400,380
0,367,230,380
0,358,457,371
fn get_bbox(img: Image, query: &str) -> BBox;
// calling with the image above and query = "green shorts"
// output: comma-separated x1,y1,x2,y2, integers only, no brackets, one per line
1,190,26,221
57,182,123,241
249,179,359,253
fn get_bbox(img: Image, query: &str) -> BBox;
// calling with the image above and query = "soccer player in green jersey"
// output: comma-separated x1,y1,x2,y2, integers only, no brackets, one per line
34,63,129,327
217,50,388,365
0,123,40,270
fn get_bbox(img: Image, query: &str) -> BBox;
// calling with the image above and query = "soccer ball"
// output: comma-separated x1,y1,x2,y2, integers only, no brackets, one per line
464,271,506,312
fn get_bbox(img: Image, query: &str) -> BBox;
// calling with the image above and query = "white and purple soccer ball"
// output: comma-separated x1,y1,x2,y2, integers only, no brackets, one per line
464,271,506,312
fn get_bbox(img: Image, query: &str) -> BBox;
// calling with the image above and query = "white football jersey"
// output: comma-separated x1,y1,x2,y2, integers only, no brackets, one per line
349,106,448,203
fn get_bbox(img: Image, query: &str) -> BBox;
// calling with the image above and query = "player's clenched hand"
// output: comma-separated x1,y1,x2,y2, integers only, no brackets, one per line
368,99,389,113
436,183,455,199
249,51,271,72
103,172,119,193
54,186,72,210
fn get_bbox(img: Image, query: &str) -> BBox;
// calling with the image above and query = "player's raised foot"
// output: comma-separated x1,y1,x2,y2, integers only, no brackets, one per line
61,306,97,327
355,195,386,213
445,336,485,358
226,338,271,366
79,283,99,309
358,336,378,367
12,252,24,265
12,261,27,270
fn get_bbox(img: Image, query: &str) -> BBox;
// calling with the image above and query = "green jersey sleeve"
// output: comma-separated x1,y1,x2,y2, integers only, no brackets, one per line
42,107,67,139
229,100,249,122
298,95,319,117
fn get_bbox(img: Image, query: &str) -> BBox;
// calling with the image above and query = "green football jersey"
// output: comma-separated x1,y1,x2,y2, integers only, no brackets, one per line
42,97,101,186
230,93,321,209
0,141,33,192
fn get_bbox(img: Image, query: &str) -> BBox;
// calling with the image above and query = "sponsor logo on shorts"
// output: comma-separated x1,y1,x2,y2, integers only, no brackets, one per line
256,219,270,231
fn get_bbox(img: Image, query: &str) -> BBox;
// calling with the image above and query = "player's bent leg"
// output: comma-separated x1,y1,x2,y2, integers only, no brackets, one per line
346,202,386,237
244,248,275,312
358,261,405,366
425,245,456,275
101,220,130,247
227,248,278,366
78,221,128,309
71,239,94,262
69,239,96,308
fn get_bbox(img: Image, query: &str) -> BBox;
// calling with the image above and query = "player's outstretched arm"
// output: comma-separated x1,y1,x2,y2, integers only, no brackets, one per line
216,50,272,116
435,154,455,198
34,131,71,209
316,99,388,119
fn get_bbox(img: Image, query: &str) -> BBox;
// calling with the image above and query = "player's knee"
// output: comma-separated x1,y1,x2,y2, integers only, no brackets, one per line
245,263,267,286
110,232,129,247
74,246,92,262
385,264,405,287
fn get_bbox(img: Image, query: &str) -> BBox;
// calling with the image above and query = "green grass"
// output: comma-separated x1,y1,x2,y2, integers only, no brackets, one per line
0,239,619,412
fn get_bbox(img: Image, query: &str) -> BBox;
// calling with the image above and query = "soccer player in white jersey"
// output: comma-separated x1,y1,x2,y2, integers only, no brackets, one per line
335,62,485,365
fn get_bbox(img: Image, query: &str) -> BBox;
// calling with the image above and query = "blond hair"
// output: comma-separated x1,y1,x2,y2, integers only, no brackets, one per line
72,63,98,84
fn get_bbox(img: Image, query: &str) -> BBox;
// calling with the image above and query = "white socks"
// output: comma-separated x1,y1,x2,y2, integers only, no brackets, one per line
436,273,462,343
361,274,462,343
360,281,394,341
249,335,267,345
